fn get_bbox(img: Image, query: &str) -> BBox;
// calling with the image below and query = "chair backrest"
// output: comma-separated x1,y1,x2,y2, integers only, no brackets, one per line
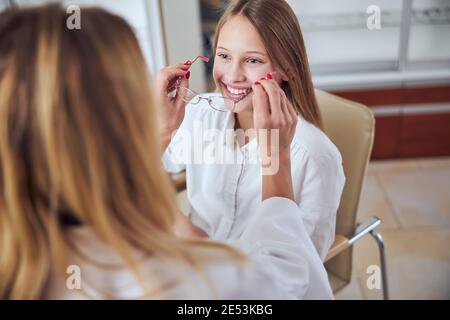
315,89,375,288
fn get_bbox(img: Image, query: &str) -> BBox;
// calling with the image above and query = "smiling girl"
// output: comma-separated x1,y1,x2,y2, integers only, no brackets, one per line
159,0,346,261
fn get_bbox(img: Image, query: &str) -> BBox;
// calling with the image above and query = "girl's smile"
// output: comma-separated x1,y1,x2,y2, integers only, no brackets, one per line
220,81,253,103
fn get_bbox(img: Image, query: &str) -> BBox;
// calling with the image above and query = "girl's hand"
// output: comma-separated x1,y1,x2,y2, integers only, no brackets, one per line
251,77,298,160
252,77,298,201
154,63,190,149
174,211,208,239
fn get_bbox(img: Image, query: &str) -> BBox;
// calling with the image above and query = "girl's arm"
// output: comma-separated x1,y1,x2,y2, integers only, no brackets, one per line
262,151,294,201
174,210,208,239
251,79,298,201
154,63,190,152
225,79,333,299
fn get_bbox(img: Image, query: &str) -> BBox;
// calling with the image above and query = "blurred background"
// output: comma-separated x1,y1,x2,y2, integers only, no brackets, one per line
1,0,449,299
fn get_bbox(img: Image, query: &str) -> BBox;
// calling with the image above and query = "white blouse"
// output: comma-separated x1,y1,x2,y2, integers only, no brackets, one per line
44,198,333,299
163,93,346,261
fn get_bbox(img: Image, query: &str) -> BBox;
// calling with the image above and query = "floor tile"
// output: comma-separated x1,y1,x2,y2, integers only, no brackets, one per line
418,156,450,170
353,228,450,300
357,175,400,230
367,159,420,176
377,169,450,228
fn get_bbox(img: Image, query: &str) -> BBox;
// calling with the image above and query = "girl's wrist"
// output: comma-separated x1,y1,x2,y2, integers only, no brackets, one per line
279,148,291,162
261,152,294,201
160,126,174,152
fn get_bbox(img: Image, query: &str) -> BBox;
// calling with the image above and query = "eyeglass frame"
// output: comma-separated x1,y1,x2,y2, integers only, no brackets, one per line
175,84,239,112
166,55,235,112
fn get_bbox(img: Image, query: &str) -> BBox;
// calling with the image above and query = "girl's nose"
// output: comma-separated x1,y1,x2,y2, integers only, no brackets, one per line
226,62,246,83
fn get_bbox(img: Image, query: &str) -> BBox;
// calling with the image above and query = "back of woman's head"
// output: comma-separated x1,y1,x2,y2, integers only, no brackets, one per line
0,4,240,299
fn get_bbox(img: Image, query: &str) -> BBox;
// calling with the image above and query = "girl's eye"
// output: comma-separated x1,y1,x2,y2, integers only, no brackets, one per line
218,53,230,60
247,58,261,64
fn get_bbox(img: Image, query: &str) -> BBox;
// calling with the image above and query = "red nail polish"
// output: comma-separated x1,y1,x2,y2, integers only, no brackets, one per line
254,81,261,85
184,60,191,65
266,73,273,80
186,71,191,79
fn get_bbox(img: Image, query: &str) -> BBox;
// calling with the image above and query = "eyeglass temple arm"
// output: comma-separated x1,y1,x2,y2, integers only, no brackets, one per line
173,55,209,89
187,55,210,65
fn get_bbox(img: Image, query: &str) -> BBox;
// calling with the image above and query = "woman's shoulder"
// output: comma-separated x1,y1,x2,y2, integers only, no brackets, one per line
44,227,279,299
172,244,279,299
183,251,283,299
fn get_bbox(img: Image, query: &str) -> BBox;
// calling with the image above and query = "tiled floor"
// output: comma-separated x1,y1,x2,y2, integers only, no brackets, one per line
175,156,450,300
335,156,450,300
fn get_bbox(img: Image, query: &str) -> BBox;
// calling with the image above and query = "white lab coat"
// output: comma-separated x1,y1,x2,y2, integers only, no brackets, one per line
43,197,333,299
163,93,346,260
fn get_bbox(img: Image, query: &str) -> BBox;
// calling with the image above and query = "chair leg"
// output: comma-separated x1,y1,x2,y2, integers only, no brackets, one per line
369,229,389,300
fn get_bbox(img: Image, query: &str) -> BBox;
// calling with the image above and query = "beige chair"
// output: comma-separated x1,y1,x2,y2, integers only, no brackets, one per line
171,89,388,299
316,89,388,299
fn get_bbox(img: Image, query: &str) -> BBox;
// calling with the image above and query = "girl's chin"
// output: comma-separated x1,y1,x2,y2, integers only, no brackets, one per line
223,94,253,113
216,85,253,113
230,103,252,113
224,101,252,113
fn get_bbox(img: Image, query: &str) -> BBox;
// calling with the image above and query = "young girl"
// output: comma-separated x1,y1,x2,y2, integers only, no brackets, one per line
0,4,331,299
161,0,346,261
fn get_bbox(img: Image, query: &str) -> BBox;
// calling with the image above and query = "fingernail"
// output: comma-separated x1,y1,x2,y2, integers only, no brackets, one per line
186,71,191,79
184,60,191,65
266,73,273,80
254,81,261,85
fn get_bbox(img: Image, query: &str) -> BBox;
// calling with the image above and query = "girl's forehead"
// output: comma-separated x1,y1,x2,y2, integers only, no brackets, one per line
217,15,267,54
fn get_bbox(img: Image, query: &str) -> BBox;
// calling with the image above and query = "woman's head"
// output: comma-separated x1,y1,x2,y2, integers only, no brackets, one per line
0,4,241,299
213,0,322,128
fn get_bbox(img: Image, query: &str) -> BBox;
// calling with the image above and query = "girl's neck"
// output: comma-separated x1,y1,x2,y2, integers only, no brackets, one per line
234,109,256,146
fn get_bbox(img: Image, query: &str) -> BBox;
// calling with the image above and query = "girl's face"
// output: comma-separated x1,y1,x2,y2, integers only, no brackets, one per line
213,15,278,113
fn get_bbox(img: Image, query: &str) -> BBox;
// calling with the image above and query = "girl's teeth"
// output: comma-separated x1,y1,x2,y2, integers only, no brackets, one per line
227,85,249,95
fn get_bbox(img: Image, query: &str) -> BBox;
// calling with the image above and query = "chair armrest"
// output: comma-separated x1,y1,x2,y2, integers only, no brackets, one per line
324,234,350,262
348,216,381,245
324,216,382,262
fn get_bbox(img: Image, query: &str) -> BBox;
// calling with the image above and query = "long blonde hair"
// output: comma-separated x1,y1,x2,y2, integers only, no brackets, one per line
0,4,243,299
214,0,323,129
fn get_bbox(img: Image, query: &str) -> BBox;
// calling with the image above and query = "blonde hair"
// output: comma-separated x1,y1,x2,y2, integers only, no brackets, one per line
0,4,244,299
214,0,323,129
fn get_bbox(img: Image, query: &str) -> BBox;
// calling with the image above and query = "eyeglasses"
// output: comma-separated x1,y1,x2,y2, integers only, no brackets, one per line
185,55,209,65
167,55,238,112
176,86,237,112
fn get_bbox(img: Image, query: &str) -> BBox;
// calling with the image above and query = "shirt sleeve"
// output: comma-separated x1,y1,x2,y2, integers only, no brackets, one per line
293,152,346,261
161,105,196,174
162,133,187,174
224,197,334,300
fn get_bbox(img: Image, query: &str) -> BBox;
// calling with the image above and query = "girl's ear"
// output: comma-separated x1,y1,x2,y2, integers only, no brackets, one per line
281,68,292,82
